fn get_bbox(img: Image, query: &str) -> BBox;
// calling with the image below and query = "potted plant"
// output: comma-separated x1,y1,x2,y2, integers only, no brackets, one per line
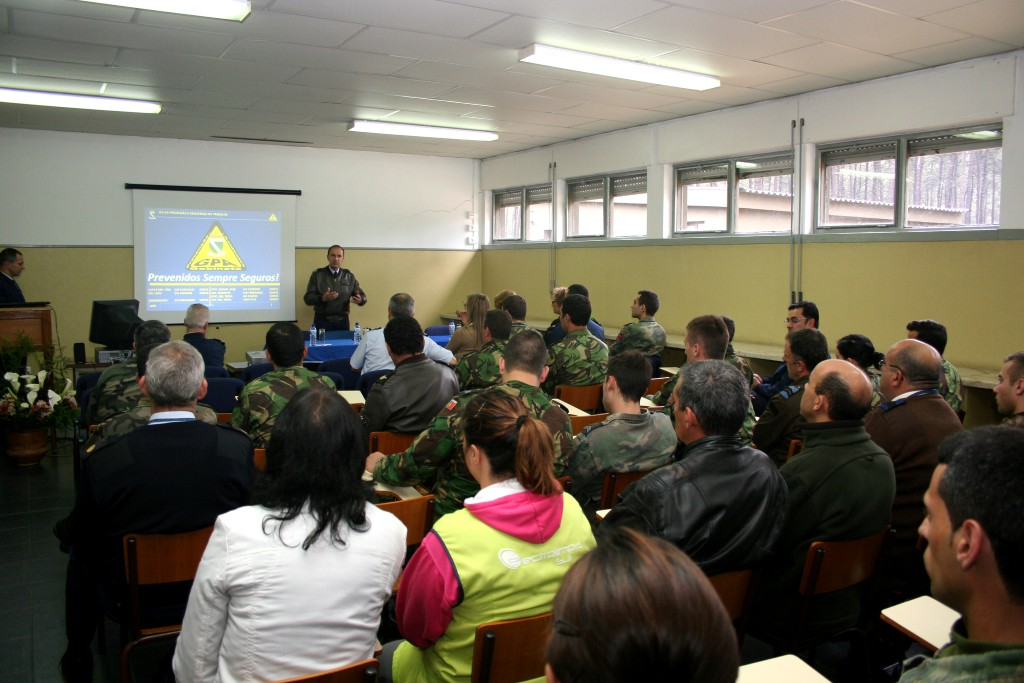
0,333,78,466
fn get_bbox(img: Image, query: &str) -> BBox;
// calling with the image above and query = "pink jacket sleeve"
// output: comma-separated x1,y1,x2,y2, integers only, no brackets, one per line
395,531,462,648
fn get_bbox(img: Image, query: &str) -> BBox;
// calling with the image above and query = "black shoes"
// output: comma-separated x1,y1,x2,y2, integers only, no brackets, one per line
59,650,93,683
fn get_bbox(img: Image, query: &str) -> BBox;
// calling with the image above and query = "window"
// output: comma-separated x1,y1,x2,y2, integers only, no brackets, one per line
819,125,1001,230
567,172,648,238
492,185,552,241
675,154,792,234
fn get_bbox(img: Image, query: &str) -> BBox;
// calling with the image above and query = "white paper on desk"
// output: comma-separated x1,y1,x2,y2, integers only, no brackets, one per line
338,390,365,404
552,398,587,416
374,483,423,500
639,397,657,408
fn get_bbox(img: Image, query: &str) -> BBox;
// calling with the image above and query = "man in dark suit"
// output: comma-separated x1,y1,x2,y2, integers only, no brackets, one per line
182,303,226,369
61,341,254,682
0,247,26,304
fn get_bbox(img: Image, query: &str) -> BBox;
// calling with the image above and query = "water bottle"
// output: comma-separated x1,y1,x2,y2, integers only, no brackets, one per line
448,320,456,337
309,323,317,347
353,323,362,342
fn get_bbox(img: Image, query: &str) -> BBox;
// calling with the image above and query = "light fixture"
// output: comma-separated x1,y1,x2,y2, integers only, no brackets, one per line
955,130,1000,141
348,120,498,142
0,88,161,113
77,0,251,21
518,44,720,91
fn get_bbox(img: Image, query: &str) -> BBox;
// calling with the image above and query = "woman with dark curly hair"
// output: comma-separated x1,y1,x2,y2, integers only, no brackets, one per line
174,387,406,683
836,333,885,406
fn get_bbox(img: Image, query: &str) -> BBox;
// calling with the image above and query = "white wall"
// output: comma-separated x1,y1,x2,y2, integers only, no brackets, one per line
0,129,477,248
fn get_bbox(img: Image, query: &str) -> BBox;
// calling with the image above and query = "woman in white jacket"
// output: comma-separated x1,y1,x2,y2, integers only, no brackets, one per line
173,387,406,683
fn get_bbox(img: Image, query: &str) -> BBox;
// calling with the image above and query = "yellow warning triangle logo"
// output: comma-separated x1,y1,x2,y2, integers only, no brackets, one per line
268,213,278,222
187,223,246,271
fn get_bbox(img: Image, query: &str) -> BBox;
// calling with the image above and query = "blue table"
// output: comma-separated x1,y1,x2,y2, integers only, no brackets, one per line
304,335,451,363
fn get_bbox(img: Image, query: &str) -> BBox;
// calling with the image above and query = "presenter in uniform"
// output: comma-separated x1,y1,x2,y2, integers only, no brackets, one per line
303,245,366,331
0,248,26,304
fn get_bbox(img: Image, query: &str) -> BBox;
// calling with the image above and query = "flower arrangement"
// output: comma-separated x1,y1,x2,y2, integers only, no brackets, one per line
0,334,78,430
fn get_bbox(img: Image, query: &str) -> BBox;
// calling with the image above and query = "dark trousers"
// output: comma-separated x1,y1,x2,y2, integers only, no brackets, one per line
64,555,105,657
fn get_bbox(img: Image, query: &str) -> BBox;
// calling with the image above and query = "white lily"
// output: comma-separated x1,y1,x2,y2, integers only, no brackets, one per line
26,383,40,392
48,390,61,407
27,390,37,404
37,370,48,384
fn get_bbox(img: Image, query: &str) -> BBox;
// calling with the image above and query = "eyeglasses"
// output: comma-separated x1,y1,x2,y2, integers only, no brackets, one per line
785,316,807,325
879,359,903,373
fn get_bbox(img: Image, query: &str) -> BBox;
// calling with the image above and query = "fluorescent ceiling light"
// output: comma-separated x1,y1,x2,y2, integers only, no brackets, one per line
519,44,720,91
735,161,758,169
348,120,498,142
0,88,161,113
77,0,251,21
955,130,1000,140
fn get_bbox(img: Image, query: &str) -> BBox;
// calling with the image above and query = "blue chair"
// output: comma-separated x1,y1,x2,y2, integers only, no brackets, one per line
76,371,103,431
243,362,273,383
425,325,450,336
358,370,390,395
204,366,229,378
319,371,346,389
204,377,244,413
318,358,358,390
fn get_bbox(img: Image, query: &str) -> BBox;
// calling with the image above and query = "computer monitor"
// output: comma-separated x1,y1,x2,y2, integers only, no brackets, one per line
89,299,142,349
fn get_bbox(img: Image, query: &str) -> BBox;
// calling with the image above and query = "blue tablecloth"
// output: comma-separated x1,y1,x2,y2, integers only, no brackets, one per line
304,335,451,363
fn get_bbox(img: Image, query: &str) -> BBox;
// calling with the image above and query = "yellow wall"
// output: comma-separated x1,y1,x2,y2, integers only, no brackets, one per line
16,247,481,363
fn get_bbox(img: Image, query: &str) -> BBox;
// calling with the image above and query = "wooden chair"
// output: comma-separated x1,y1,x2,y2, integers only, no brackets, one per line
598,469,650,509
253,447,266,472
646,375,670,396
369,431,417,455
216,412,233,423
786,438,805,462
375,495,436,548
119,630,180,683
271,658,379,683
707,568,757,643
554,384,603,413
569,412,608,435
471,612,552,683
122,526,214,640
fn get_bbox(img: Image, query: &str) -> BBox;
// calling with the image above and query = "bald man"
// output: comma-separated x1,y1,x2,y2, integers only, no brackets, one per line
754,359,896,638
865,339,962,596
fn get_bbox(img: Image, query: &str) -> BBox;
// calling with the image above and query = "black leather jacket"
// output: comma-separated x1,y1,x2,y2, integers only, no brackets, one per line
600,434,788,575
359,355,459,439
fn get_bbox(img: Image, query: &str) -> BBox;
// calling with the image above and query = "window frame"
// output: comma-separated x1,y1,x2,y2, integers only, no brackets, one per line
566,170,648,239
491,183,553,243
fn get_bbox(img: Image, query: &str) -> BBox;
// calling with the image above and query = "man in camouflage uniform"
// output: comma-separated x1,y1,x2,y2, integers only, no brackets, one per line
543,293,608,394
907,319,963,416
231,322,335,447
722,315,755,387
753,328,829,466
88,320,171,425
994,351,1024,427
85,343,219,454
650,315,757,444
501,294,529,336
567,350,676,523
366,329,572,516
455,309,512,391
609,289,666,359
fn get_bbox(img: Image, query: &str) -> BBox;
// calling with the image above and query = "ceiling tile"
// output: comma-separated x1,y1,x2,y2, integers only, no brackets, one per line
269,0,511,39
469,15,681,60
854,0,983,19
390,61,563,94
223,41,417,75
762,42,924,81
10,58,196,89
340,27,516,70
460,106,599,128
649,48,803,87
554,101,677,124
432,86,583,113
115,49,302,84
135,7,365,48
287,70,453,99
924,0,1024,47
753,72,849,96
893,36,1017,66
657,0,834,23
459,0,668,31
531,82,688,109
0,35,117,65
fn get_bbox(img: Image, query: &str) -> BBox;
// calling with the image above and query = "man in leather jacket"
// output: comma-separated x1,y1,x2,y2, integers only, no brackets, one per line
599,360,788,576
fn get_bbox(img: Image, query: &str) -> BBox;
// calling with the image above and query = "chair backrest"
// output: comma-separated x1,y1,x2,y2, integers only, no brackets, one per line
203,366,229,378
598,469,650,508
358,370,390,395
707,567,757,641
646,375,670,396
569,412,608,435
554,383,603,412
77,371,102,428
649,354,662,377
203,377,245,413
786,438,805,462
243,362,274,383
253,447,266,472
376,495,436,547
424,324,450,336
369,431,417,455
319,358,359,390
799,526,892,598
122,526,214,637
216,412,233,423
319,371,346,389
271,658,379,683
471,612,552,683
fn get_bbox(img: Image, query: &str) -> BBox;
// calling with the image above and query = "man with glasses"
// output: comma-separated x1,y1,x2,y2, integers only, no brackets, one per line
865,338,962,598
752,301,820,415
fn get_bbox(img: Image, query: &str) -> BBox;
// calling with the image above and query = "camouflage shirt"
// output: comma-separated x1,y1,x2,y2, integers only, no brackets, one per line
650,366,755,446
85,399,220,454
454,339,506,391
609,319,666,358
231,366,335,447
543,329,609,394
567,410,676,521
726,347,755,387
509,322,530,336
372,380,573,516
941,358,964,416
89,362,141,424
1002,413,1024,428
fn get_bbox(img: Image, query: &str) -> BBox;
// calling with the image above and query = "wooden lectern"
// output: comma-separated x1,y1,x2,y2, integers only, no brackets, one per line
0,306,53,360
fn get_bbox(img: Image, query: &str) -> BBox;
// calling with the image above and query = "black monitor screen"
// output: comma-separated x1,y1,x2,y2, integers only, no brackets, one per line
89,299,142,349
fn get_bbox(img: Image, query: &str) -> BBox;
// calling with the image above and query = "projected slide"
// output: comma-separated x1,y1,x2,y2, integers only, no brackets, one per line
144,208,282,312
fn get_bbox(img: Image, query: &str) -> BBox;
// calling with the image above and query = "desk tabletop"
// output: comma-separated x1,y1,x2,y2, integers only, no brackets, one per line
737,655,829,682
881,596,959,652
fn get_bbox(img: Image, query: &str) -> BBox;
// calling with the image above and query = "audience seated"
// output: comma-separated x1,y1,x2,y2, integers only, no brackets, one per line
907,319,963,415
566,351,676,522
359,315,459,440
836,333,884,407
722,315,754,387
898,427,1024,681
600,360,787,576
380,388,595,683
492,288,516,310
173,388,406,683
454,309,512,391
446,292,489,359
88,320,171,424
545,284,604,345
608,289,666,359
61,341,254,682
546,526,738,683
231,322,335,448
350,292,454,373
753,328,829,466
752,300,820,415
500,294,529,336
994,351,1024,426
753,359,895,638
367,330,573,516
542,294,608,394
182,302,226,369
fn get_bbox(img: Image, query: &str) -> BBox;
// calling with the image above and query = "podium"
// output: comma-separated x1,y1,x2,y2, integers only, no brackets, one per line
0,306,53,360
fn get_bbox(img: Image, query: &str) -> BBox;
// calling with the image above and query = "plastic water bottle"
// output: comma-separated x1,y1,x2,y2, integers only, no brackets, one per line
448,320,456,337
353,323,362,342
309,323,317,347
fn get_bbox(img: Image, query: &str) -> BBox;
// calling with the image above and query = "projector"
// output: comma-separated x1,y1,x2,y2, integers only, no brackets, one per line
96,349,133,364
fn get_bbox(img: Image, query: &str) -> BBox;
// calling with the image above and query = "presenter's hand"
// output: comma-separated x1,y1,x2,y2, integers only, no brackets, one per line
365,451,386,472
322,288,339,302
351,293,366,305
